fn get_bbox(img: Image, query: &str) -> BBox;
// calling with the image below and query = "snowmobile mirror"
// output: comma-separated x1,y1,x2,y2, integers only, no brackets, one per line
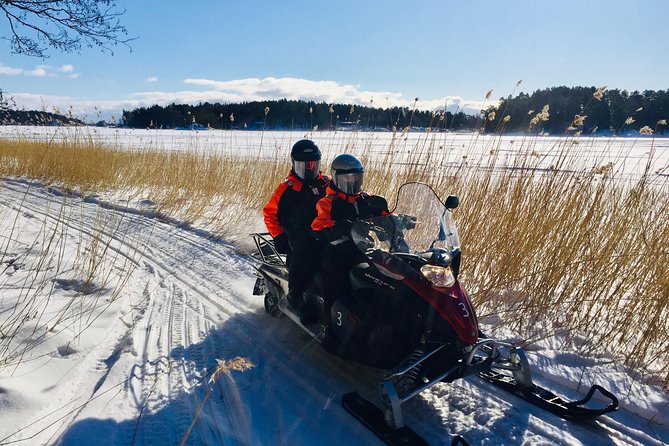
444,195,459,209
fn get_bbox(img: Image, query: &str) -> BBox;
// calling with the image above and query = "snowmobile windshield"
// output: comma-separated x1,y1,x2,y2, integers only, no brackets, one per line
350,182,460,256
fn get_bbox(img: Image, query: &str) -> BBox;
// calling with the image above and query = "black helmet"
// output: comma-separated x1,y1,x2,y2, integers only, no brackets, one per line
291,139,321,181
331,154,364,195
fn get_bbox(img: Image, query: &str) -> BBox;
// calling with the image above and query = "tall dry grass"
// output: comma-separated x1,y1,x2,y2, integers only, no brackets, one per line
0,137,279,238
370,98,666,379
1,127,668,387
360,129,669,386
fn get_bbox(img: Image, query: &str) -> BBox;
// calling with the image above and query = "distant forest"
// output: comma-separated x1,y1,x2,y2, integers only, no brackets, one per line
122,99,479,132
0,89,84,126
122,86,668,135
1,86,666,135
483,86,668,135
1,109,85,126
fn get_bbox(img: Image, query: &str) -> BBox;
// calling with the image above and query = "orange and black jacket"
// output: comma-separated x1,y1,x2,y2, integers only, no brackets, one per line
263,171,330,239
312,185,390,235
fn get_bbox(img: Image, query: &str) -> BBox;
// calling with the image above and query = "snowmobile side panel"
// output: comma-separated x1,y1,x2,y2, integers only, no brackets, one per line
367,249,478,346
342,392,429,446
254,266,287,302
325,297,421,369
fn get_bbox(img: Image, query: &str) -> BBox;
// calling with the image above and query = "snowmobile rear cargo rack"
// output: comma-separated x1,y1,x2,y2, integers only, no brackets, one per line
251,232,286,267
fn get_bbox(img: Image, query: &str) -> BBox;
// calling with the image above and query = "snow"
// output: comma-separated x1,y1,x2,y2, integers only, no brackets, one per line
1,127,668,445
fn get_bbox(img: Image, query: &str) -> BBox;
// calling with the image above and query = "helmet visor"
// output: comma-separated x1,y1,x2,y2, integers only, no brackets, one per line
335,172,364,195
293,160,320,180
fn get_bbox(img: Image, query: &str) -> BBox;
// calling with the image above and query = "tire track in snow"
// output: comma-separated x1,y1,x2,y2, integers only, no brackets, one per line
0,180,294,445
0,181,248,444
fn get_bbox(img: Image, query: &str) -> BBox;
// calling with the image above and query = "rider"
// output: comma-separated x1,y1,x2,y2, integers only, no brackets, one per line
311,154,390,323
263,139,330,320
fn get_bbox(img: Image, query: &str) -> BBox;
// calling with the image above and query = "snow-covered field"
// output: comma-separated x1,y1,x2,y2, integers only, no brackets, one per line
1,127,668,445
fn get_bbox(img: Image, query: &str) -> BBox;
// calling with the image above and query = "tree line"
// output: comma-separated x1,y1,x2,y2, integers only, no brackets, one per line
121,99,480,131
122,87,668,135
484,86,668,135
2,86,667,135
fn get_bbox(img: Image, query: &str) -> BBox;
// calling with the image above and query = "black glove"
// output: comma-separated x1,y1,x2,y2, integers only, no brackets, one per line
402,214,417,229
365,195,389,216
273,233,290,254
330,199,357,221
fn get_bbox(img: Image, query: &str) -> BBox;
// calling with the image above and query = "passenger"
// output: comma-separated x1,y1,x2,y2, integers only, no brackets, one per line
311,154,390,324
263,139,330,321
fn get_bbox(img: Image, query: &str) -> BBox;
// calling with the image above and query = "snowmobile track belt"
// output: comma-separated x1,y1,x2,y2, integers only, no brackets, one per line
342,392,428,446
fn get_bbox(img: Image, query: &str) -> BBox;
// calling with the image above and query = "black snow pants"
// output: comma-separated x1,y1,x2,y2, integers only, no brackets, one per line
287,235,322,298
319,238,358,320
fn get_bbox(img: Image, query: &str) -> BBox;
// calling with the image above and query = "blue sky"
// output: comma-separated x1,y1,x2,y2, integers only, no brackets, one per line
1,0,667,121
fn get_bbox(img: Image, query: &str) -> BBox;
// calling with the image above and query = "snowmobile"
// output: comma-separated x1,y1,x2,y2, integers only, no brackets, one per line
252,182,618,446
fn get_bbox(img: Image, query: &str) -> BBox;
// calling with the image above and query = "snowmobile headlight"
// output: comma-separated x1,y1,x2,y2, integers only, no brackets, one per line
420,264,456,288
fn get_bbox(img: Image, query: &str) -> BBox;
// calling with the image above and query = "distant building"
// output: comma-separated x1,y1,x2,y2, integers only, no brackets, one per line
176,123,208,131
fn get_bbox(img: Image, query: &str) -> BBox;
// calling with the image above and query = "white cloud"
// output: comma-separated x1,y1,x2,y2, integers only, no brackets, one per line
69,73,80,79
180,77,488,114
25,66,49,77
146,76,158,82
10,92,144,119
7,77,489,120
0,63,23,76
19,64,70,78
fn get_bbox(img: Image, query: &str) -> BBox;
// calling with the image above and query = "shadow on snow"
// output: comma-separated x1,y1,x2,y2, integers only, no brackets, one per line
55,306,622,446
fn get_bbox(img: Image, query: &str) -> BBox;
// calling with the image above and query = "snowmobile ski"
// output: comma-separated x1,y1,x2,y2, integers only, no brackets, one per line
342,392,428,446
477,369,619,420
451,436,470,446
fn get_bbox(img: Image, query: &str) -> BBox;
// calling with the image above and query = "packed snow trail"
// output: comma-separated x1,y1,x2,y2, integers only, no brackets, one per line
0,179,667,446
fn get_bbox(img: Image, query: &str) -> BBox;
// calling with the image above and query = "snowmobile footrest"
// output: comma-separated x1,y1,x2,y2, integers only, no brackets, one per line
342,392,428,446
478,370,619,420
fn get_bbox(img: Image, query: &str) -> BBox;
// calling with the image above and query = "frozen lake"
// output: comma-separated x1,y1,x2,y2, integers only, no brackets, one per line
1,125,668,183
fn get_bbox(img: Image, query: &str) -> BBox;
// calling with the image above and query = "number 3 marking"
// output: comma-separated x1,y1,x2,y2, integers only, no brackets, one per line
337,311,343,326
458,302,470,318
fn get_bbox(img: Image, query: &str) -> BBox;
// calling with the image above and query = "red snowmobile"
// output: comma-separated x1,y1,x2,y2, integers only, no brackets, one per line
252,182,618,445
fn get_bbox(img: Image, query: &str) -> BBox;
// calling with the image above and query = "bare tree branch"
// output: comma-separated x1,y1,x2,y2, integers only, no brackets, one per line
0,0,133,57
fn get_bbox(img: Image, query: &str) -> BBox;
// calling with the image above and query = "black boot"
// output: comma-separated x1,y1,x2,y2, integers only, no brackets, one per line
299,298,321,325
286,290,306,314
